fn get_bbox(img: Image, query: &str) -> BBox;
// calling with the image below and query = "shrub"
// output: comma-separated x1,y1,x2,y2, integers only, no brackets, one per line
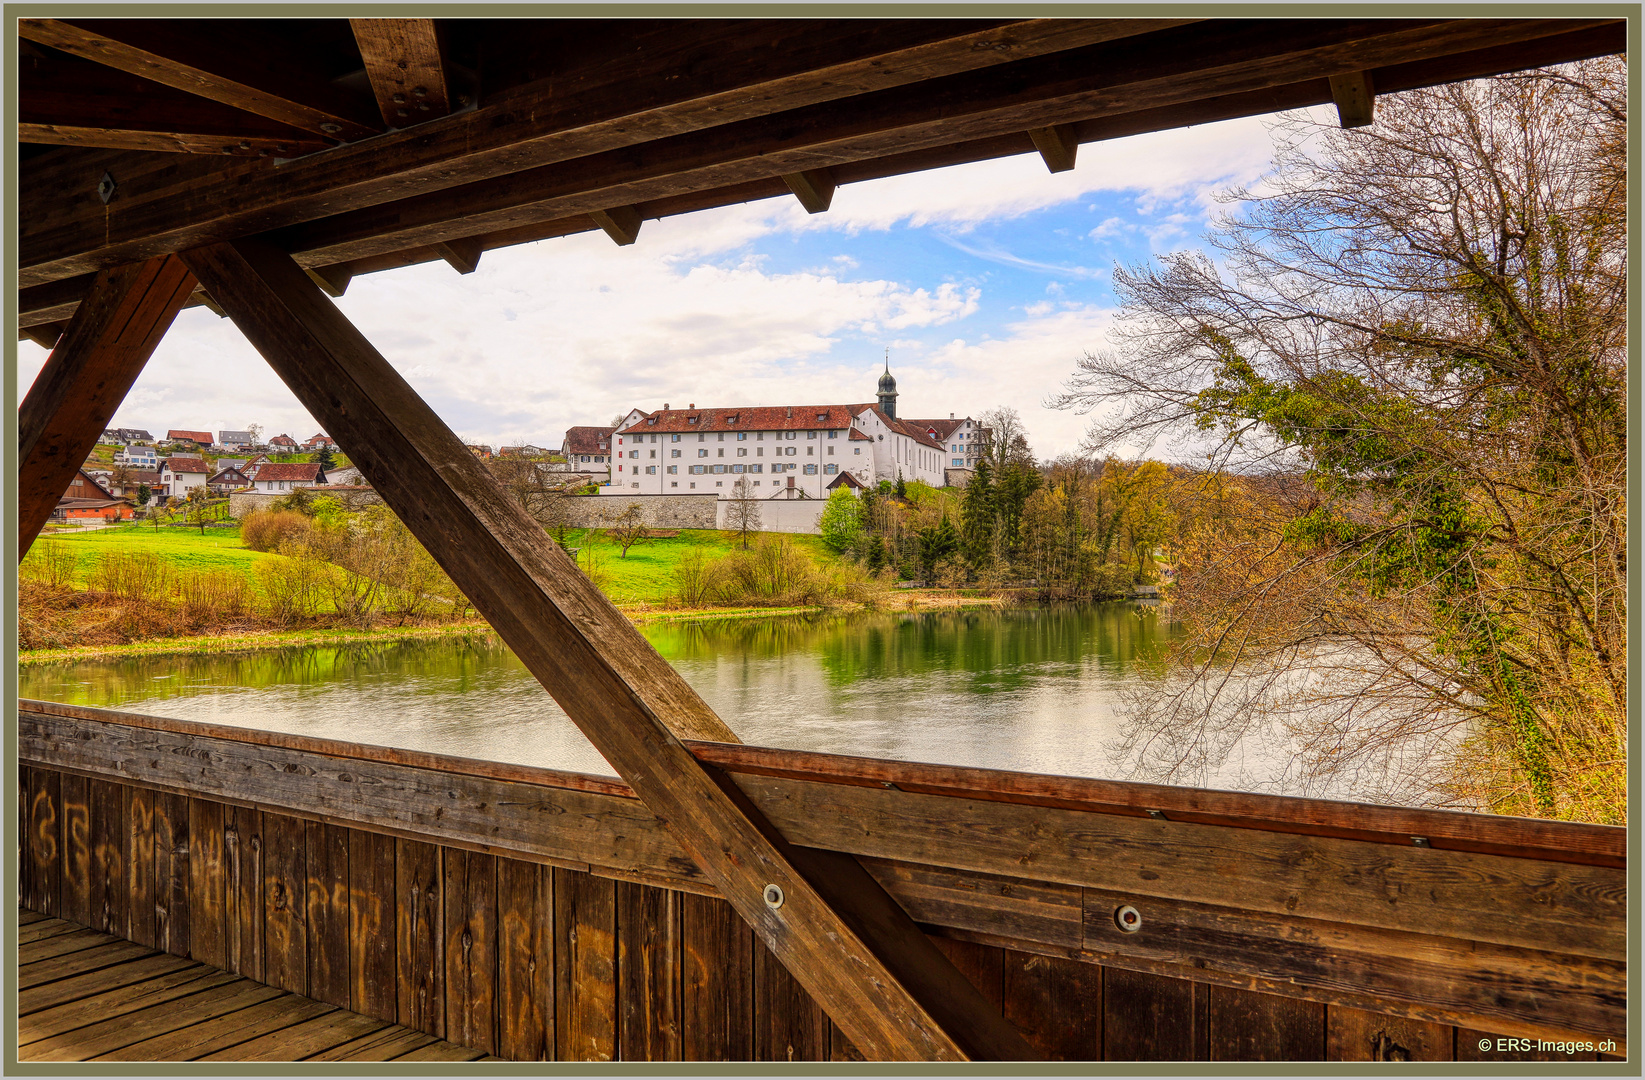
90,552,174,605
256,542,328,625
241,509,311,553
20,541,79,591
175,570,251,624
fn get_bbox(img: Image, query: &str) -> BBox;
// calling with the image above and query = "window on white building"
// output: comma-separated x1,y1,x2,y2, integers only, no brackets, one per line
690,465,705,474
953,458,963,466
737,432,746,441
824,464,838,474
671,434,680,442
646,466,656,474
715,481,723,487
749,464,762,473
671,482,678,487
804,464,817,474
712,465,726,474
671,449,680,458
698,449,708,457
854,447,862,454
807,431,816,439
737,448,746,457
667,466,677,474
806,446,814,455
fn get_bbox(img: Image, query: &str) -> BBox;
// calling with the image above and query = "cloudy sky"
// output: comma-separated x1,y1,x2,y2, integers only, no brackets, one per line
19,109,1307,458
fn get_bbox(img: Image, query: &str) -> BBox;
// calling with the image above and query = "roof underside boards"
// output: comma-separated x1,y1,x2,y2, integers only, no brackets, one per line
17,18,1624,331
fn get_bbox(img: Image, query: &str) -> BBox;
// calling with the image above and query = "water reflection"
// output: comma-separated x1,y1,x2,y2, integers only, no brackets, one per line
22,605,1183,781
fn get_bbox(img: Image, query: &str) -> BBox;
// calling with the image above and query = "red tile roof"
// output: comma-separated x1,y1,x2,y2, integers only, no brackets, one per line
904,417,967,442
164,457,210,474
254,463,325,483
858,406,946,451
563,426,616,455
167,429,213,445
620,404,865,436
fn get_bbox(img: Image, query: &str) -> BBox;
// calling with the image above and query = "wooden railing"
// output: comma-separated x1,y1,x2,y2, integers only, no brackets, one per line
17,699,1626,1061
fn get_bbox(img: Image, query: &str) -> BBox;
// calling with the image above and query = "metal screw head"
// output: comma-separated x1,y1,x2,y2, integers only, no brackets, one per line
96,171,117,204
762,884,785,910
319,122,342,134
391,92,407,104
412,85,428,98
1114,904,1142,933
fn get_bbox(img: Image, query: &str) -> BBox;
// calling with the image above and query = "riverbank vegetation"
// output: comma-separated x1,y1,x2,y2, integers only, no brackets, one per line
1053,61,1625,823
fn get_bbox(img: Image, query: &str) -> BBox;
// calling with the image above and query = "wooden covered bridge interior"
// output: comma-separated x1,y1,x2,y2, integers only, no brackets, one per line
15,15,1630,1063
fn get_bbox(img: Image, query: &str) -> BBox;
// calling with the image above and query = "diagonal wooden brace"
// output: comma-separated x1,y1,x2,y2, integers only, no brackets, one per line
17,255,196,557
178,238,1039,1062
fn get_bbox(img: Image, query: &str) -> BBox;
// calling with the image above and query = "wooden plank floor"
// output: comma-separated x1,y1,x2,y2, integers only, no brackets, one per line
17,908,496,1062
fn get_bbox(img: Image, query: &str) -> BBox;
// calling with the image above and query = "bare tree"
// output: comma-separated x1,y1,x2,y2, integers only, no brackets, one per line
1054,60,1626,820
245,422,264,446
725,478,763,549
607,504,649,558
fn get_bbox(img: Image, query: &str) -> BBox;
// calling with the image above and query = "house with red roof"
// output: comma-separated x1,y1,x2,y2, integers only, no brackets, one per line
251,462,328,492
160,456,212,499
166,429,215,448
603,366,973,500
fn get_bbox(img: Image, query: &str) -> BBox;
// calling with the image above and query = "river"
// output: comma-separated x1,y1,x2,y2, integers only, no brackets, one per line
22,603,1318,793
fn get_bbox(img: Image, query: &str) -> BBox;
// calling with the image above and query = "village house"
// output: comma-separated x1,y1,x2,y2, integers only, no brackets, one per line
251,462,328,492
55,469,133,522
303,433,339,451
603,368,969,499
269,434,300,450
218,430,257,451
101,427,153,445
102,470,164,500
208,466,254,493
165,429,214,449
556,426,616,481
160,456,212,498
116,444,159,469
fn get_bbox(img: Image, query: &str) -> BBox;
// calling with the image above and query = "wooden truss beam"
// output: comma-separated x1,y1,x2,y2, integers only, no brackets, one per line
17,255,195,556
782,169,837,214
178,237,1041,1062
351,19,454,129
588,206,643,246
1027,124,1077,172
257,18,1615,268
17,19,381,143
1329,70,1377,127
18,21,1623,321
19,47,328,156
19,18,1188,286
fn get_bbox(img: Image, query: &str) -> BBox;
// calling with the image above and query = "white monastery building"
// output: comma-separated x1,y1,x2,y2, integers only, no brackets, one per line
602,367,982,499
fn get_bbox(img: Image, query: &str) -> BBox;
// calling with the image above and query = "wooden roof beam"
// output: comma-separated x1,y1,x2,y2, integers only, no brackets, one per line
304,264,354,297
1026,124,1077,173
17,19,382,143
18,256,196,556
179,237,1041,1061
589,206,643,246
18,19,1188,286
782,169,836,214
351,19,454,129
19,322,68,350
431,238,483,275
268,18,1615,269
1329,70,1376,127
19,48,329,156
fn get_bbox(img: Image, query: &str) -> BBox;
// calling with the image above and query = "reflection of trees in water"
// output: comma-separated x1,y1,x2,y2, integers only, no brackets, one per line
24,633,514,708
689,604,1180,690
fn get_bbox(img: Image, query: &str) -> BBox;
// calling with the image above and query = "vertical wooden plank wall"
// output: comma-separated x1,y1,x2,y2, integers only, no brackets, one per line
13,767,1563,1063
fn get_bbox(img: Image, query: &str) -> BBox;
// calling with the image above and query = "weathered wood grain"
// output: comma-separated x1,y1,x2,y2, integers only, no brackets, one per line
497,857,554,1061
22,978,283,1061
200,1008,389,1060
20,927,120,964
351,18,452,129
124,785,154,947
680,892,753,1061
176,237,1039,1060
1002,951,1102,1060
443,847,497,1054
555,868,617,1062
396,838,443,1037
100,989,332,1060
19,951,202,1016
19,962,232,1044
151,791,190,957
306,820,350,1007
19,938,156,989
58,773,91,926
188,798,226,969
1210,985,1325,1061
16,256,195,553
261,812,307,995
859,855,1083,951
1103,968,1209,1062
1327,1006,1454,1061
754,937,828,1062
734,774,1626,959
20,710,704,885
223,803,262,980
618,880,680,1061
27,767,61,917
1078,884,1624,1040
348,828,396,1020
87,778,125,935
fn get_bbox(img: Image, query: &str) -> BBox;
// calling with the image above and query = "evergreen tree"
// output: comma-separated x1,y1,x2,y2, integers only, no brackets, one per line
894,471,907,500
315,446,336,471
960,459,995,570
916,515,960,579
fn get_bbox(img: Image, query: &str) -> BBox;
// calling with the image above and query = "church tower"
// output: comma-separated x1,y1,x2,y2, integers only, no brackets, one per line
876,356,898,419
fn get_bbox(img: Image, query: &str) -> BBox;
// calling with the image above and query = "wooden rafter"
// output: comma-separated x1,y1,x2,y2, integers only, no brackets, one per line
1329,70,1377,127
17,19,382,142
17,256,195,555
351,18,454,129
781,169,836,214
177,237,1042,1062
20,17,1619,289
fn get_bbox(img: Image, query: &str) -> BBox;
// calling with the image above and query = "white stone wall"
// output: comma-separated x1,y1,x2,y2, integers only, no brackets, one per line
717,497,826,535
